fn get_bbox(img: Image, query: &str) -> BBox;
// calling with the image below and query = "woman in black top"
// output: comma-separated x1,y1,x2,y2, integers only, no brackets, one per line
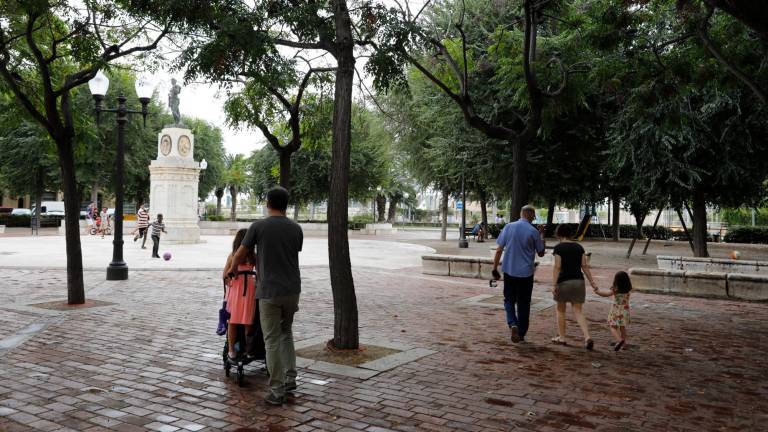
551,224,598,349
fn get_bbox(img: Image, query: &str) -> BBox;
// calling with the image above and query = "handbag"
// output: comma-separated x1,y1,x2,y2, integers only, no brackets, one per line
216,280,230,335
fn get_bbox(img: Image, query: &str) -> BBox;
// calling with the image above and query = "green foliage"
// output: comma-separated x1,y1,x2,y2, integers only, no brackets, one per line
248,103,390,206
720,208,768,226
723,227,768,244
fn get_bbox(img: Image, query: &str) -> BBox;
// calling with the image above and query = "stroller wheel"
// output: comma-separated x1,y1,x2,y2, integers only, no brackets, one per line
224,364,231,377
237,366,245,387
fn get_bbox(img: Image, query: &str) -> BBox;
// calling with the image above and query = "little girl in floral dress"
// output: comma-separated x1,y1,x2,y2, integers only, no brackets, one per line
593,271,632,351
222,229,257,361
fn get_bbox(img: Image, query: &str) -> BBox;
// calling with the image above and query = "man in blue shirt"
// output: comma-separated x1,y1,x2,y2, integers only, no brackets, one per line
492,205,545,343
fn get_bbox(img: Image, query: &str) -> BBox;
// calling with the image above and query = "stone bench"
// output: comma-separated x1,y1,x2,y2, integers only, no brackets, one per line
422,254,542,280
657,255,768,275
422,254,496,279
629,267,768,301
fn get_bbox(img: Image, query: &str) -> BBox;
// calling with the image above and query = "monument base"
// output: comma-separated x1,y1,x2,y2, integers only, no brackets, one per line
162,225,202,244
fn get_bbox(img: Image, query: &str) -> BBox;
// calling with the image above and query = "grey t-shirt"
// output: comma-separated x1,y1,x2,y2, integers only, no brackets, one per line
241,216,303,299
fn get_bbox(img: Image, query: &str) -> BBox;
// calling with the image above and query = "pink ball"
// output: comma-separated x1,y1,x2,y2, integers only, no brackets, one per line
163,252,172,261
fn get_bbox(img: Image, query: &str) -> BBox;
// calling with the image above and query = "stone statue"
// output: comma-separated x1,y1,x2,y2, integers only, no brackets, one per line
168,78,182,125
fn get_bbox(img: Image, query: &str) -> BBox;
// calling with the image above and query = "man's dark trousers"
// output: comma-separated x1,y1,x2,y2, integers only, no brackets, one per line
503,274,534,339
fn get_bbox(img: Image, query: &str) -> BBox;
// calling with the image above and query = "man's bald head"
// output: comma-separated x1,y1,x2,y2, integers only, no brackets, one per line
520,205,536,222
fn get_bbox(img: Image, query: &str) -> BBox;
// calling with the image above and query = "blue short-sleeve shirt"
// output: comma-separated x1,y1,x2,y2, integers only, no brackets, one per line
496,219,545,277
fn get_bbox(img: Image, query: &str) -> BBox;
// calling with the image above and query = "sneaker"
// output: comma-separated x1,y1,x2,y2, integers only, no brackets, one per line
585,339,594,351
509,326,520,343
133,235,138,242
141,246,147,249
284,381,297,393
264,391,284,406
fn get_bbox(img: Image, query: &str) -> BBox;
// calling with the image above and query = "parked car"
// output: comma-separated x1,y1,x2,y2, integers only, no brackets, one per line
11,208,31,216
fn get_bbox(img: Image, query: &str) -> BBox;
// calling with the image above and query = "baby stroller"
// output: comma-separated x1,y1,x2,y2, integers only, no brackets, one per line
221,270,267,386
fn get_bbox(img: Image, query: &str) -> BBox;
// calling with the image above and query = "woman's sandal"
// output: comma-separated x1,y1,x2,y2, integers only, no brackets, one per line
585,339,594,351
551,336,567,346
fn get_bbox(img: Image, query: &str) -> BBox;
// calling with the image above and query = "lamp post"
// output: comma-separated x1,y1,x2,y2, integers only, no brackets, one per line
88,71,153,281
458,157,468,249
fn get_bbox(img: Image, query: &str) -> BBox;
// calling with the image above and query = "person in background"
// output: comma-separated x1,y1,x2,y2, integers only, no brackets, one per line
134,203,150,249
86,203,96,233
100,207,109,238
492,205,546,343
150,214,166,258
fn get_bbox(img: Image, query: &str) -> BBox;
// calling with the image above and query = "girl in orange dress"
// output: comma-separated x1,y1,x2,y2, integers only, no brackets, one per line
223,229,257,361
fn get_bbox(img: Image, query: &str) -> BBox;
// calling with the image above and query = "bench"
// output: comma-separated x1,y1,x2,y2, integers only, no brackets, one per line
422,254,495,279
629,267,768,301
422,254,540,280
657,255,768,275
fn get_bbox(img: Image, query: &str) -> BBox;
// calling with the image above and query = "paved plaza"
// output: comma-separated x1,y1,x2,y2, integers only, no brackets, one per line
1,232,767,432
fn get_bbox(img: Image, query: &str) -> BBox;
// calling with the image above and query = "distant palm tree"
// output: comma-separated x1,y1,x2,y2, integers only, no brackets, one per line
223,154,249,221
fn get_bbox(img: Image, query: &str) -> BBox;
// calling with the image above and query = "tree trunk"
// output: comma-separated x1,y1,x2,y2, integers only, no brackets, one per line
279,150,291,189
612,194,620,241
387,197,398,223
376,194,387,222
440,187,449,241
91,181,99,208
692,188,709,257
34,169,43,236
676,207,696,254
480,190,488,228
215,190,223,216
229,185,237,221
293,204,300,220
328,0,358,350
56,136,85,304
625,213,646,259
509,140,529,221
546,198,555,237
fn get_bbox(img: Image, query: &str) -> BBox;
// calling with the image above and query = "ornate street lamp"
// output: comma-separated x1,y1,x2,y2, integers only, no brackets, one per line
88,71,153,280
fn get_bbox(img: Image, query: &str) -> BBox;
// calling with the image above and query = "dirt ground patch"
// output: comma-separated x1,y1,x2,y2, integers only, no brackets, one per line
296,342,401,366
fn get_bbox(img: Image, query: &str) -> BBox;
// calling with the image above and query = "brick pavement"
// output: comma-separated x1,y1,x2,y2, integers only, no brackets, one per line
0,265,766,431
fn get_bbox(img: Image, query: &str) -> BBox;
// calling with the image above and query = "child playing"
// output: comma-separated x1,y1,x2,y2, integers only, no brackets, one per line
150,214,167,258
222,229,257,362
593,271,632,351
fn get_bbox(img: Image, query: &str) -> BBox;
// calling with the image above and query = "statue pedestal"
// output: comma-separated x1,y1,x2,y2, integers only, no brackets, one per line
149,127,202,244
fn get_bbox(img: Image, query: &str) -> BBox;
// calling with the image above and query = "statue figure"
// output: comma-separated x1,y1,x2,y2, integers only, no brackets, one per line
168,78,182,125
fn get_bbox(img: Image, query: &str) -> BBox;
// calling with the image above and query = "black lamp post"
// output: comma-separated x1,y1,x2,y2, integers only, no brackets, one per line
88,71,153,281
458,157,468,248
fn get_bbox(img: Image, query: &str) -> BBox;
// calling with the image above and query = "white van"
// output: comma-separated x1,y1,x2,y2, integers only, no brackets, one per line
31,201,65,216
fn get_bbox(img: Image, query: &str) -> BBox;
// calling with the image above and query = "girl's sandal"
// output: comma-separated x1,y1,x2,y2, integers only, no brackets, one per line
551,337,567,346
613,340,625,352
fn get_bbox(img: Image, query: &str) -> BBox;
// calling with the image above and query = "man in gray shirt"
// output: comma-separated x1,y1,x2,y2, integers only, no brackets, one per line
228,186,303,405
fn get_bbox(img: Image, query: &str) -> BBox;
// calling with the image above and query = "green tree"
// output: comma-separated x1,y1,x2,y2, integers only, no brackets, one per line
223,154,249,221
0,1,169,303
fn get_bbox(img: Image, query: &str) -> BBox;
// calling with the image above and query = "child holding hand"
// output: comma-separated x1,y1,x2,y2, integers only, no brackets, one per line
593,271,632,351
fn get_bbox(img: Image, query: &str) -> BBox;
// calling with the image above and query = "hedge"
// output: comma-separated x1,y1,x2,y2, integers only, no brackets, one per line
486,223,673,240
723,226,768,244
0,214,63,228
